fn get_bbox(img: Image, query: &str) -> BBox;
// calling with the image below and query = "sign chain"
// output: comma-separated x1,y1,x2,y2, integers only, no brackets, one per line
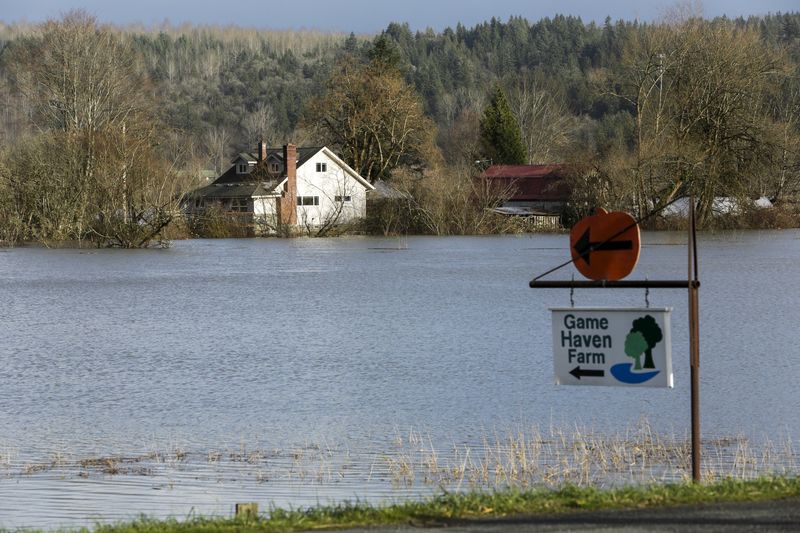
570,274,575,307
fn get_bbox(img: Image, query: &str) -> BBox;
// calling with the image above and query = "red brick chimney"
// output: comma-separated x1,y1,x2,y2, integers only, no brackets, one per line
278,143,297,226
258,140,267,162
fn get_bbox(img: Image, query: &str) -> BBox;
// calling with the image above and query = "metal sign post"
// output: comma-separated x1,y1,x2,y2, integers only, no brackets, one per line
688,194,701,482
529,198,702,482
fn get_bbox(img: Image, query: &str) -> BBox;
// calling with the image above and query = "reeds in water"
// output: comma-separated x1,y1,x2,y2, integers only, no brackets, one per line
4,420,797,493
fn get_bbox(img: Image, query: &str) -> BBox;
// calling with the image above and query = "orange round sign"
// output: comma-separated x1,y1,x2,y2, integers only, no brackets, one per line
569,208,640,281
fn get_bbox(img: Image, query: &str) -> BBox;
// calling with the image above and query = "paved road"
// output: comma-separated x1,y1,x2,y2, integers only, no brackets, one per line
336,497,800,532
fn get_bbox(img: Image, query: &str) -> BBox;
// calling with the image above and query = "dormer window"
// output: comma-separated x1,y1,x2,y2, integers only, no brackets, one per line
316,162,327,172
237,163,248,174
270,162,280,172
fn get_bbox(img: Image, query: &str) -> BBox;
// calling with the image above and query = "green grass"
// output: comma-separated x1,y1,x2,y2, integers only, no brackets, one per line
15,476,800,533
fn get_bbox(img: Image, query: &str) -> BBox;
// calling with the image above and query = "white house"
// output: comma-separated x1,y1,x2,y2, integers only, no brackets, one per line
188,143,374,234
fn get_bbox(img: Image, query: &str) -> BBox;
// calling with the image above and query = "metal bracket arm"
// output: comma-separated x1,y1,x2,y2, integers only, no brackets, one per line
529,280,700,289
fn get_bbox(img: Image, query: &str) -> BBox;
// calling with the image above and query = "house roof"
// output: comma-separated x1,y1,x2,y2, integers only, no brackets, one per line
231,147,323,168
489,206,561,217
216,147,324,186
194,146,373,199
368,179,411,200
480,164,569,202
481,164,564,179
189,181,282,200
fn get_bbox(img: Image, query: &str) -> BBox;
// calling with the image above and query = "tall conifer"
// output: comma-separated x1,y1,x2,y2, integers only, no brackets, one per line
479,85,527,164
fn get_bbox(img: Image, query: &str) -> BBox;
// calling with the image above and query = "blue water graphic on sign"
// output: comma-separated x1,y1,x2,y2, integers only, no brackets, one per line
610,363,660,384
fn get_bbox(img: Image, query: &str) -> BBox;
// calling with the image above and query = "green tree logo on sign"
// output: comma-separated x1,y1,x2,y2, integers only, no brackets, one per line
612,315,664,384
628,315,663,369
624,331,649,370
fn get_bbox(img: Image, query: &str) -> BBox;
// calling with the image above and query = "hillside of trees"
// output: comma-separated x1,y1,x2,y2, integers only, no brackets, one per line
0,9,798,243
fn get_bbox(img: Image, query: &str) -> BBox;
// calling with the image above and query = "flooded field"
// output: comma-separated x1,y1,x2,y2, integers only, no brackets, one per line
1,231,798,529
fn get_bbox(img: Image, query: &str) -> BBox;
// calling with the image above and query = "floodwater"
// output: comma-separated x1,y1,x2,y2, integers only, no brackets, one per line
0,231,798,529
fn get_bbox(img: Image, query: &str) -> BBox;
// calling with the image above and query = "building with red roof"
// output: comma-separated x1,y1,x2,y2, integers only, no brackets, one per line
479,164,570,228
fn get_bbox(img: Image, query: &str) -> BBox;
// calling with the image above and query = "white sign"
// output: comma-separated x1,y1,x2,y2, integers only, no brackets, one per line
551,308,673,388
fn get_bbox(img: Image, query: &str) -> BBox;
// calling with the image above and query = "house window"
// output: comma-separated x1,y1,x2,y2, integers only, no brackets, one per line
297,196,320,206
237,163,248,174
230,198,249,212
270,162,280,172
316,162,327,172
334,195,352,202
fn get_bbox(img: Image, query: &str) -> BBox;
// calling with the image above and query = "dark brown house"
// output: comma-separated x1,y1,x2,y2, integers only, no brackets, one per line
479,164,571,228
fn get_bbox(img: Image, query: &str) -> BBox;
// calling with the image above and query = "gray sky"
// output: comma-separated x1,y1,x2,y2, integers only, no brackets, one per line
2,0,797,33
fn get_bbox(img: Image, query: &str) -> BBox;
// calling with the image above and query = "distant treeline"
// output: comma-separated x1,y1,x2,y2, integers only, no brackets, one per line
1,13,796,167
0,10,798,244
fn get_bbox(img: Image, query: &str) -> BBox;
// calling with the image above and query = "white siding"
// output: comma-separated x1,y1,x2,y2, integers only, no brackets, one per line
295,151,368,227
253,196,277,218
252,196,278,235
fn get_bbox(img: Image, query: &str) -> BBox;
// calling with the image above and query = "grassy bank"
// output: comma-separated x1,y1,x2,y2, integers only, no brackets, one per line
38,476,797,533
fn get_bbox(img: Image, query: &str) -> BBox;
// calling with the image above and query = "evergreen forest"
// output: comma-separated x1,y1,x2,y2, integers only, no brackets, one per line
0,9,798,243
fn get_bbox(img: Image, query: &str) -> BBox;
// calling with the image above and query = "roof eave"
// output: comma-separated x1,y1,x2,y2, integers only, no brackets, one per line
319,147,375,190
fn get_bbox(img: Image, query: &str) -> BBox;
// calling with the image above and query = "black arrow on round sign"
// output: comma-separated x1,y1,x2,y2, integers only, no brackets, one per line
574,227,633,266
569,366,605,380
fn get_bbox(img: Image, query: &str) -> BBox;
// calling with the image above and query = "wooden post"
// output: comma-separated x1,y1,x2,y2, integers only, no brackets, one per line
235,502,259,518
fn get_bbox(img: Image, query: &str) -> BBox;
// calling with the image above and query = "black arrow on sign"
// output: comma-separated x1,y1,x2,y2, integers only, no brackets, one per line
569,366,605,380
574,227,633,266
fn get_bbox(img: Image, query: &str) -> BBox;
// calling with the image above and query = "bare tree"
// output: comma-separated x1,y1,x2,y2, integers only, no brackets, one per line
665,21,789,224
597,23,680,217
203,126,231,174
303,57,440,181
767,79,800,202
599,19,790,225
409,164,519,235
242,103,279,145
508,77,575,164
1,11,182,246
439,107,482,166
